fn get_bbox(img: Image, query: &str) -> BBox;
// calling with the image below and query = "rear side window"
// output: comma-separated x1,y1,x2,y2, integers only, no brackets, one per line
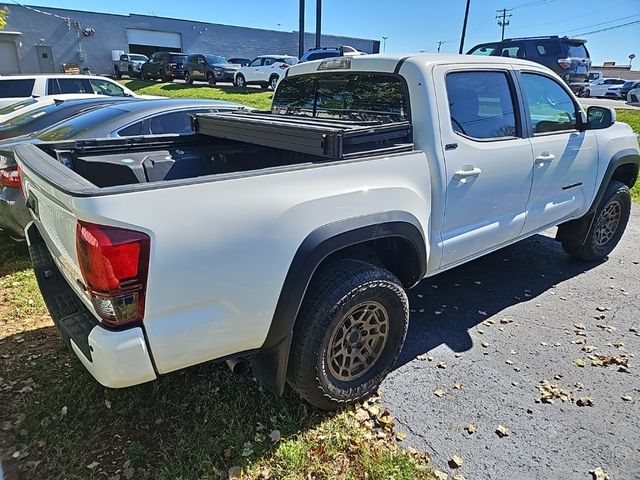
57,78,90,94
89,79,125,96
272,73,408,123
535,41,561,57
148,111,203,135
467,43,498,56
446,71,518,140
0,79,35,98
117,121,144,137
568,43,588,58
521,73,576,134
263,58,276,66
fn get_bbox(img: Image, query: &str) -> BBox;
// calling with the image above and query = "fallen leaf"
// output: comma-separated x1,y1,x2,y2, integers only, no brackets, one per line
452,382,464,390
433,470,449,480
453,476,468,480
437,361,447,369
396,431,407,441
574,323,586,330
434,388,446,397
590,466,610,480
582,345,597,353
464,423,476,434
86,461,99,469
60,406,68,417
495,424,510,437
480,341,490,348
104,400,112,410
621,395,632,401
268,429,280,443
228,466,242,479
449,455,464,468
595,306,607,312
537,379,573,403
573,359,585,368
576,396,593,407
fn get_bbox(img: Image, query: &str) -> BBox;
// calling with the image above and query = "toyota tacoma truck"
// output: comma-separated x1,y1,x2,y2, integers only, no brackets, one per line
16,54,640,410
114,53,149,79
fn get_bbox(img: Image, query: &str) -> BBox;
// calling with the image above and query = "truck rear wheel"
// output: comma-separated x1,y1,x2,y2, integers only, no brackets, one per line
562,180,631,261
287,259,409,410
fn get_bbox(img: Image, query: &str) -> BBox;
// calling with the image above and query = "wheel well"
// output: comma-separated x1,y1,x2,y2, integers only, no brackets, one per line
611,163,639,189
320,237,422,288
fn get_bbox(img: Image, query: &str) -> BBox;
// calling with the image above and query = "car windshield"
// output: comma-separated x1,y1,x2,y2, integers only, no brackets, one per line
272,72,408,123
467,43,498,56
0,98,38,115
130,55,147,61
205,55,229,64
36,107,129,141
568,43,587,58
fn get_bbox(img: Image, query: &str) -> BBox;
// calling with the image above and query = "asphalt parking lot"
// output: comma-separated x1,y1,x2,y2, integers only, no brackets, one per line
381,208,640,480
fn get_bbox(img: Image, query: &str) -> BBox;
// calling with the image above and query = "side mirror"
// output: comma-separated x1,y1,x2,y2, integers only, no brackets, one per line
586,106,616,130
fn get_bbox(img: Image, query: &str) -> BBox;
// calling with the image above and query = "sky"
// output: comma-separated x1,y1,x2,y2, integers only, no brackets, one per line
17,0,640,67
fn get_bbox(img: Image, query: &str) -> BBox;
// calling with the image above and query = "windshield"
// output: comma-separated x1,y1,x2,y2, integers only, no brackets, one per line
272,73,408,123
0,98,38,115
568,43,588,58
36,107,128,141
282,57,299,65
205,55,229,64
467,43,498,56
130,55,147,62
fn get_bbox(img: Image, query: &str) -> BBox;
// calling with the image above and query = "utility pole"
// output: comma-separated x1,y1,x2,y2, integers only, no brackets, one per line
496,8,512,41
382,36,388,53
315,0,322,48
298,0,305,59
436,40,446,53
458,0,471,54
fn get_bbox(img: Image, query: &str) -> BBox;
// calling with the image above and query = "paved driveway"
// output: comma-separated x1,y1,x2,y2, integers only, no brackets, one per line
381,208,640,480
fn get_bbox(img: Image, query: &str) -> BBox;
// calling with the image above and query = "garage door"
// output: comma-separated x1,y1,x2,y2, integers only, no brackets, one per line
126,29,182,49
0,41,20,75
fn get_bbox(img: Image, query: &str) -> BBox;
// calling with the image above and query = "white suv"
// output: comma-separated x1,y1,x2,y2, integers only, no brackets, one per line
0,74,141,108
234,55,298,90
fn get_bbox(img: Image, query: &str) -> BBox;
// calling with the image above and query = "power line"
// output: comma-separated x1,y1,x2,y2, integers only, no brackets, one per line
572,19,640,36
511,0,556,10
560,13,640,35
496,8,513,41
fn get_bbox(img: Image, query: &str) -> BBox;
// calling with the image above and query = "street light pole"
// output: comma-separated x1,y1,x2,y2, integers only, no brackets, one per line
458,0,471,54
315,0,322,48
382,36,388,53
298,0,305,59
630,53,636,68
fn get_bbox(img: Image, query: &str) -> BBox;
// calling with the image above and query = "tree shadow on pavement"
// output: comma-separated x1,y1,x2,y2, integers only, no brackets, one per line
397,233,602,366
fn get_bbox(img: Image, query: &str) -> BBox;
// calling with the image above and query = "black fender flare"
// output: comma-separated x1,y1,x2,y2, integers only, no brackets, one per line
556,148,639,245
252,211,427,395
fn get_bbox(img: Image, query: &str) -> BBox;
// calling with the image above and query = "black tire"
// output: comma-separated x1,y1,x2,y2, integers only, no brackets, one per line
141,70,148,81
235,74,246,87
207,72,216,86
583,88,591,98
260,82,270,90
160,70,169,83
114,67,121,79
128,66,134,78
562,180,631,261
287,259,409,410
185,71,193,85
269,75,279,90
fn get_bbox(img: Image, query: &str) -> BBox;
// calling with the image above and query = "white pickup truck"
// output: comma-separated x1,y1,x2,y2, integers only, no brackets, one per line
16,54,640,410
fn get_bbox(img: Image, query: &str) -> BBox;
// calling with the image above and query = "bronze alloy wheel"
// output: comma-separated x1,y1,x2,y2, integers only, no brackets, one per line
594,199,622,246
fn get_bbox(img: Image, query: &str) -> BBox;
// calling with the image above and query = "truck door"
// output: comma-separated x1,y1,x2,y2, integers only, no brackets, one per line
435,66,534,267
517,70,598,234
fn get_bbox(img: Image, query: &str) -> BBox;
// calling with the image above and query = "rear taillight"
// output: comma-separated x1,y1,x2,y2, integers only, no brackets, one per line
76,221,150,328
279,64,290,69
557,58,571,69
0,165,20,189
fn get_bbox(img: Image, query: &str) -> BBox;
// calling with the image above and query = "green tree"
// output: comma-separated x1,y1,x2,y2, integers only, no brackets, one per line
0,7,8,30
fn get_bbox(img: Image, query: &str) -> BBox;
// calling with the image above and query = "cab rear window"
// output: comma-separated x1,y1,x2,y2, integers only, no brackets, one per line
0,79,35,98
272,73,408,123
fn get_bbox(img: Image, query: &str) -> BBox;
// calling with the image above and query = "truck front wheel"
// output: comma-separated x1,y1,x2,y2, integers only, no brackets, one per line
287,259,409,410
562,180,631,261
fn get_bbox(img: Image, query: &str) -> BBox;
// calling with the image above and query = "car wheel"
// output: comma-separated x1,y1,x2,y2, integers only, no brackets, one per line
561,180,631,261
141,70,148,80
114,67,121,79
160,70,170,83
235,74,246,87
269,75,279,90
583,89,590,98
207,72,216,86
286,259,409,410
185,71,193,85
128,66,134,78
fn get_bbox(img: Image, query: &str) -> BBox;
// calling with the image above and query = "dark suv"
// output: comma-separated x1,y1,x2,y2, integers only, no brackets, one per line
141,52,188,82
184,54,239,85
468,36,591,83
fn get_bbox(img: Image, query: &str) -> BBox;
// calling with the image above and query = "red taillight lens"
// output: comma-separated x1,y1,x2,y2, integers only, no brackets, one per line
0,166,20,189
279,64,289,69
76,221,150,327
557,58,571,69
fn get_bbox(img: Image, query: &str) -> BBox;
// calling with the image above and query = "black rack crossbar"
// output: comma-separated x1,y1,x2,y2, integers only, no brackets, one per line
196,112,413,158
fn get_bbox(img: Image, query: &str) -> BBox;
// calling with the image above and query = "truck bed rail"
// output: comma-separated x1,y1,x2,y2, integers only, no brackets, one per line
195,111,414,159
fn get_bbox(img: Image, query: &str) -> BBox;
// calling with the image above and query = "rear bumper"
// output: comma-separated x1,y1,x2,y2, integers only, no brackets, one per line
0,187,30,237
26,224,157,388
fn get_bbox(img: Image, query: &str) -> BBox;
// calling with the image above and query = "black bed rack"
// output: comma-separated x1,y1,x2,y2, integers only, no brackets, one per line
195,111,414,159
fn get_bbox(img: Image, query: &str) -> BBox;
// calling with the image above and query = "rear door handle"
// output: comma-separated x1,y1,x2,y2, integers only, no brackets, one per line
453,167,482,181
535,152,556,165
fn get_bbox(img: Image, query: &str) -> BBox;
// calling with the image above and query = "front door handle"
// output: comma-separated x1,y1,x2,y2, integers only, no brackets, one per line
536,152,556,165
453,166,482,181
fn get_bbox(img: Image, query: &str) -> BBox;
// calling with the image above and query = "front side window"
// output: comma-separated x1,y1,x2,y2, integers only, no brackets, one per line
446,71,518,140
496,45,526,59
521,73,576,134
47,79,61,95
272,73,408,123
0,79,35,98
89,79,126,96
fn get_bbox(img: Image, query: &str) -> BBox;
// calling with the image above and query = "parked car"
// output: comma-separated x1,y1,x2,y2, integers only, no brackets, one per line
0,94,103,124
299,46,367,63
184,54,239,85
0,96,137,141
141,52,189,82
16,54,639,410
114,53,149,79
628,87,640,105
467,36,591,83
571,71,603,96
0,99,242,237
0,74,141,108
611,80,640,100
582,78,626,98
228,58,251,67
234,55,298,90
